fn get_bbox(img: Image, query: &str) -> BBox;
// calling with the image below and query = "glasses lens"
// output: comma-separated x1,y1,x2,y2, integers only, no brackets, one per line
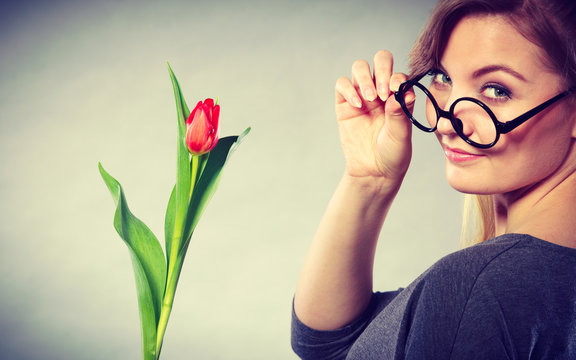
407,83,437,132
451,99,497,146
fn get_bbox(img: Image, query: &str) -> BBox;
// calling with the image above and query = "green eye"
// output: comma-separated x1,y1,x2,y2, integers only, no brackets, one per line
440,73,451,84
481,84,511,101
427,70,452,91
432,72,451,85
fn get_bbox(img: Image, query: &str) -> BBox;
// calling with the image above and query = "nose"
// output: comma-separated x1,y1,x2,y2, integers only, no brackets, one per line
436,98,475,139
436,109,457,136
434,90,458,137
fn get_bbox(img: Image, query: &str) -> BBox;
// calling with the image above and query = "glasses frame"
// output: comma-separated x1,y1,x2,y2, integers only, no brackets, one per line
394,72,574,149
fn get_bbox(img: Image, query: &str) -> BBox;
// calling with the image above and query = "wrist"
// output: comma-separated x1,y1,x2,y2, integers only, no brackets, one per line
340,173,404,199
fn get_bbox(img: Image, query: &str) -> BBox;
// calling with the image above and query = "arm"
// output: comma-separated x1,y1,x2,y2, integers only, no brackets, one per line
293,50,414,330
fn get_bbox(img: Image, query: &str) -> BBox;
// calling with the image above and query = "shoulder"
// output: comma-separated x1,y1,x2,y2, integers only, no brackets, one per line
348,234,576,359
418,232,576,315
417,233,527,291
430,233,576,291
448,234,576,359
389,234,547,358
433,233,526,269
349,235,526,359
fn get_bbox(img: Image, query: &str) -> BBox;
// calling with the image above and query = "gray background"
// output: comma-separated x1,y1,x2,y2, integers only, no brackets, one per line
0,0,462,359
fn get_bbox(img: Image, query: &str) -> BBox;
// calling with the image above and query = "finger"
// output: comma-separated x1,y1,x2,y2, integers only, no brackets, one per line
389,72,414,106
335,76,363,108
384,73,415,138
373,50,394,101
351,60,377,102
389,73,416,114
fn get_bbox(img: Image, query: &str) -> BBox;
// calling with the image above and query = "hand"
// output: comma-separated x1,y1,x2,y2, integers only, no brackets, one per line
335,50,414,184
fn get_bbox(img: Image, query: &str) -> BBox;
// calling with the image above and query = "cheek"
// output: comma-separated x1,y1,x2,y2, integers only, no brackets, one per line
444,109,574,195
425,99,437,128
499,145,562,183
488,113,573,186
504,107,573,154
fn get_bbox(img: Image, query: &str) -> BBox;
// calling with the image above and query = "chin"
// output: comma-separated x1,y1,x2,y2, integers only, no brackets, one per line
445,166,495,195
447,180,485,195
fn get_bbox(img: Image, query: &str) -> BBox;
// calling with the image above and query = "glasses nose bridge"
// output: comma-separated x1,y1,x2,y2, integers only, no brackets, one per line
436,103,459,125
435,102,466,136
437,108,452,121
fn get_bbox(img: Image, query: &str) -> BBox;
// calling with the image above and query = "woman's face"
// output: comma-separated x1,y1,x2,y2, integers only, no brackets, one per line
432,14,576,196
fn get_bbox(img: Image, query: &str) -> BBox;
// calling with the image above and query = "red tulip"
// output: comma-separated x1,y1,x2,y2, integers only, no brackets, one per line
185,99,219,155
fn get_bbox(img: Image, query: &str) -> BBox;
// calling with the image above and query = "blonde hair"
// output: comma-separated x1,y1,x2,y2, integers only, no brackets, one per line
461,194,495,246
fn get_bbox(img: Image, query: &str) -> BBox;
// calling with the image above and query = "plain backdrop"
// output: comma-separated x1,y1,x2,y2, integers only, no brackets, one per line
0,0,462,359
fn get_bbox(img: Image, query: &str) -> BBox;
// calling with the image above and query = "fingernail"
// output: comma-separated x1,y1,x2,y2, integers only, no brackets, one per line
390,79,401,92
364,88,376,101
378,83,389,99
405,92,415,104
352,96,362,108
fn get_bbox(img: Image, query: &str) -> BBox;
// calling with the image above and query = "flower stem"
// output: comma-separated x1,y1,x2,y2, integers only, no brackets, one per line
154,253,183,359
189,155,200,200
155,155,201,359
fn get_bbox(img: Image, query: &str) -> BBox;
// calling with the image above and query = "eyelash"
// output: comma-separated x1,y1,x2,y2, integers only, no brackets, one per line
480,83,512,102
428,70,451,87
427,69,513,103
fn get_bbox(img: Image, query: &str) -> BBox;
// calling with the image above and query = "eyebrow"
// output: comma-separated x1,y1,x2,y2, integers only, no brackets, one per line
471,65,528,82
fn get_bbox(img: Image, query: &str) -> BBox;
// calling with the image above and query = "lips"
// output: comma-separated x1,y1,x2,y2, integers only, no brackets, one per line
443,145,485,162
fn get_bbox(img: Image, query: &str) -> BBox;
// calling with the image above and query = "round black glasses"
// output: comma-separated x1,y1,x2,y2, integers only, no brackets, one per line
394,72,574,149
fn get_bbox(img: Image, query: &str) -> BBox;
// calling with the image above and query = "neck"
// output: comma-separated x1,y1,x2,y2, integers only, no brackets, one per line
494,150,576,249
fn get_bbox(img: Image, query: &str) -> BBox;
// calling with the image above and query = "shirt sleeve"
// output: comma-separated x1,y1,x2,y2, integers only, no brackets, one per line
291,291,403,360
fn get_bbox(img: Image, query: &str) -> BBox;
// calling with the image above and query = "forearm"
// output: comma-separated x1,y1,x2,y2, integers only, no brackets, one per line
293,174,401,330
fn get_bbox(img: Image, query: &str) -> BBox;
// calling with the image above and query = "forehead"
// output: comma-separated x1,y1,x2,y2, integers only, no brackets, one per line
441,15,550,80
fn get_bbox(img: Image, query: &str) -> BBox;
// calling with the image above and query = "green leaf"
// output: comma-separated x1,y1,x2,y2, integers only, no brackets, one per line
181,128,251,252
166,63,192,263
98,163,167,360
164,185,177,262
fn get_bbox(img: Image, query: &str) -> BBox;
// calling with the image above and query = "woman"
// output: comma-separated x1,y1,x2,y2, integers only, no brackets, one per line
291,0,576,359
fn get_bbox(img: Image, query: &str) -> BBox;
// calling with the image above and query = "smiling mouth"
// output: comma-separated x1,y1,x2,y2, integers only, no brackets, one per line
443,146,485,162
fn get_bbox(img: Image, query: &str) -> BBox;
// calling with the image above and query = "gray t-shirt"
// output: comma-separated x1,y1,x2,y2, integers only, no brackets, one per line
291,233,576,359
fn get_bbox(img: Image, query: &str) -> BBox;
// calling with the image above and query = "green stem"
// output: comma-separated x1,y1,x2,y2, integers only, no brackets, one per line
155,155,200,359
154,254,183,359
189,155,200,200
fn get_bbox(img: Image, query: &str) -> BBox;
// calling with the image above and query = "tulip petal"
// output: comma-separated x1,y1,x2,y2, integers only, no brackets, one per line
186,101,202,126
186,115,209,154
203,98,214,110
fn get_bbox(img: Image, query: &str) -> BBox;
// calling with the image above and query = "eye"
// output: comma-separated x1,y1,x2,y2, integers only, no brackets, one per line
481,84,511,102
427,70,452,91
437,72,452,85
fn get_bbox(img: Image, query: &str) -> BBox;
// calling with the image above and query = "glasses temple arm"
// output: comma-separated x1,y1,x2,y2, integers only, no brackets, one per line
498,89,574,134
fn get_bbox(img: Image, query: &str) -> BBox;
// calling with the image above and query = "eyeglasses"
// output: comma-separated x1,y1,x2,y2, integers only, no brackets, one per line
394,72,574,149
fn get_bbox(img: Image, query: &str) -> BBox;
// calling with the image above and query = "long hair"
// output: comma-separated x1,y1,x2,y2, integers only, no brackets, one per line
408,0,576,245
